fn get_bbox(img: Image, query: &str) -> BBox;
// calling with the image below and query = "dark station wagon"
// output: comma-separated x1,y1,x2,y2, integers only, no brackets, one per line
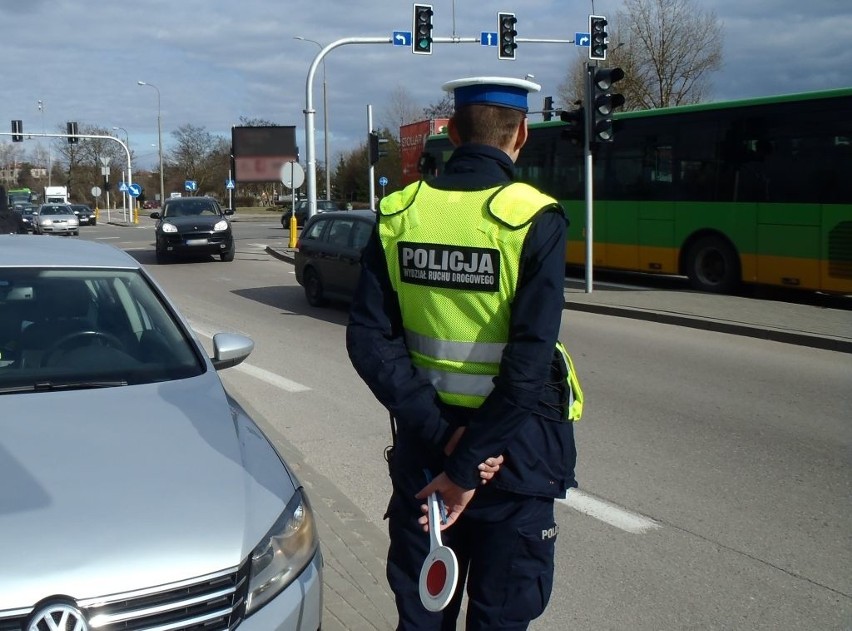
294,210,375,306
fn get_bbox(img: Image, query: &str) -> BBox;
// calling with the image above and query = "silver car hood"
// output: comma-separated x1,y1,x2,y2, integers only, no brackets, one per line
0,373,295,608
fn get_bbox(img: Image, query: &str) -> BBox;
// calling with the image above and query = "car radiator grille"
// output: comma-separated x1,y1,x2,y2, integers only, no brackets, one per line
0,562,250,631
164,232,228,245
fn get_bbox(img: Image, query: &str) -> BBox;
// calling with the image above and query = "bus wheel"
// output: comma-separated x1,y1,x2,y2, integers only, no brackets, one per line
685,235,740,294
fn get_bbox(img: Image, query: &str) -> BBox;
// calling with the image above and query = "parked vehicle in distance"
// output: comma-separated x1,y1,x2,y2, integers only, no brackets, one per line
295,209,375,306
34,204,79,236
281,199,342,228
150,196,235,263
0,236,323,630
69,203,96,226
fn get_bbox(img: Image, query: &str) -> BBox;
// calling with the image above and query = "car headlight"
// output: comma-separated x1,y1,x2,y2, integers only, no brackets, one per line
245,488,318,615
213,220,229,232
161,222,178,233
41,219,53,225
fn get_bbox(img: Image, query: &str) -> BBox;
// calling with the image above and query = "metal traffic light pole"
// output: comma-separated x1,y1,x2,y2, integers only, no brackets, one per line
584,62,595,294
0,130,134,220
302,35,571,223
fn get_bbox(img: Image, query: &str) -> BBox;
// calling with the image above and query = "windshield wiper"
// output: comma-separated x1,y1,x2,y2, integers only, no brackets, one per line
0,380,128,394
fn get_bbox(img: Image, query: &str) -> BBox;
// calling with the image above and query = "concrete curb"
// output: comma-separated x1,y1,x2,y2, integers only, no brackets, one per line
565,301,852,354
265,246,295,264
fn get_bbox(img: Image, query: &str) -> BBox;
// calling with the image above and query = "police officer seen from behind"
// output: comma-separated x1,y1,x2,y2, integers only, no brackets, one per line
347,75,583,630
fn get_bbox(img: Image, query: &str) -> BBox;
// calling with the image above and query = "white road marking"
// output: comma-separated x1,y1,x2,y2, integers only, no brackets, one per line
558,488,661,534
233,362,311,392
190,322,311,393
96,236,120,240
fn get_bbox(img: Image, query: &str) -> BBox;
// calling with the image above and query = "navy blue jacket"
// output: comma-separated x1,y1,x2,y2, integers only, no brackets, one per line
346,144,577,501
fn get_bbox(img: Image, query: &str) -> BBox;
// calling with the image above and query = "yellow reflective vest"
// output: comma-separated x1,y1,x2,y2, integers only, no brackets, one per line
378,180,584,420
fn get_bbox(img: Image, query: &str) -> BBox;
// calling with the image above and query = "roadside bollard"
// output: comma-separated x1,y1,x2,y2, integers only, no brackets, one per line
288,214,298,248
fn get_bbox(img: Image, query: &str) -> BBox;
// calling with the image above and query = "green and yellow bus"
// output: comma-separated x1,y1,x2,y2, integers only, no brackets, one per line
422,88,852,294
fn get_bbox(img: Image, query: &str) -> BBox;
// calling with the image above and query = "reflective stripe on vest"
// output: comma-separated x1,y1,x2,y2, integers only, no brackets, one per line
405,328,506,363
416,367,496,399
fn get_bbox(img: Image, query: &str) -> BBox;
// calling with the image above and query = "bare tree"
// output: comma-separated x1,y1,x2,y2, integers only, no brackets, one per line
381,86,422,140
422,93,454,120
559,0,722,111
622,0,722,108
170,124,229,197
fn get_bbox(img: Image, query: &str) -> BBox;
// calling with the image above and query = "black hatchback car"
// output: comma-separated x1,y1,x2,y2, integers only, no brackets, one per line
295,210,375,306
151,197,235,263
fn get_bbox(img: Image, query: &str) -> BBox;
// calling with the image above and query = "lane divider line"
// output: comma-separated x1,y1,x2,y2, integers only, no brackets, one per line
558,488,661,534
190,322,311,393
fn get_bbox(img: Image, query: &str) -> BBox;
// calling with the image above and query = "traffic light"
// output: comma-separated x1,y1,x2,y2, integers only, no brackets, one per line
369,131,389,165
498,12,517,60
418,151,437,177
11,120,23,142
67,121,79,144
543,96,554,122
589,15,608,61
590,67,625,142
560,107,585,145
413,4,433,55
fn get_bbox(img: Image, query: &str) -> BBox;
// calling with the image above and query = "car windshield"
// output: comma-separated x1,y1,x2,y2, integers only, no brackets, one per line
71,205,90,213
163,200,220,218
0,268,204,392
40,206,72,216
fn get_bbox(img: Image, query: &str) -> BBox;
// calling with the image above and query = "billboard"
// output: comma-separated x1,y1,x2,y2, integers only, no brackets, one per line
231,126,298,183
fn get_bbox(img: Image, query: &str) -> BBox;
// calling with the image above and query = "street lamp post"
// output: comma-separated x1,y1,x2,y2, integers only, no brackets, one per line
113,126,129,210
295,37,331,201
37,99,51,186
137,81,165,207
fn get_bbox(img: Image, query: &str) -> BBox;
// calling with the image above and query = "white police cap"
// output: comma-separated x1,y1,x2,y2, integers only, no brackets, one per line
442,76,541,112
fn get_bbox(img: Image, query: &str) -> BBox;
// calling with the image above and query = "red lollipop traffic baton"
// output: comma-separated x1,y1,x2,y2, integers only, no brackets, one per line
418,490,459,612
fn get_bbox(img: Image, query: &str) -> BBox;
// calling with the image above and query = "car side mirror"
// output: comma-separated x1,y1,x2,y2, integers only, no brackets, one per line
149,211,161,219
224,209,234,215
211,332,254,370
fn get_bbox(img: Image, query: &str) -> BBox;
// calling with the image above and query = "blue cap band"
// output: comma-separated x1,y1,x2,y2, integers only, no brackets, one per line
453,84,529,112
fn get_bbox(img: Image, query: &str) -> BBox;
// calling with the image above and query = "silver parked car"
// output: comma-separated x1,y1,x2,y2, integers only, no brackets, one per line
34,203,79,235
0,236,322,630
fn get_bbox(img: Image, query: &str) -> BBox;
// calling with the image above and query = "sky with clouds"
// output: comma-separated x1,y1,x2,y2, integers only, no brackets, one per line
3,0,852,170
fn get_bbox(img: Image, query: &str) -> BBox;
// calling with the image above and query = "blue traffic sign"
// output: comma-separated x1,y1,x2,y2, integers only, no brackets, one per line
225,179,235,190
185,180,197,192
118,182,128,192
481,32,497,46
393,31,411,47
128,183,142,198
379,176,388,187
575,32,590,47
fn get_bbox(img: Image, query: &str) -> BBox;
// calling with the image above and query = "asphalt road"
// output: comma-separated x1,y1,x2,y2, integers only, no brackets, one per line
76,218,851,630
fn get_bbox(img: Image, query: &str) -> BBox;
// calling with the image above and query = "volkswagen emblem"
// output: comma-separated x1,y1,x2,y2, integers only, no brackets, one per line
28,603,89,631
